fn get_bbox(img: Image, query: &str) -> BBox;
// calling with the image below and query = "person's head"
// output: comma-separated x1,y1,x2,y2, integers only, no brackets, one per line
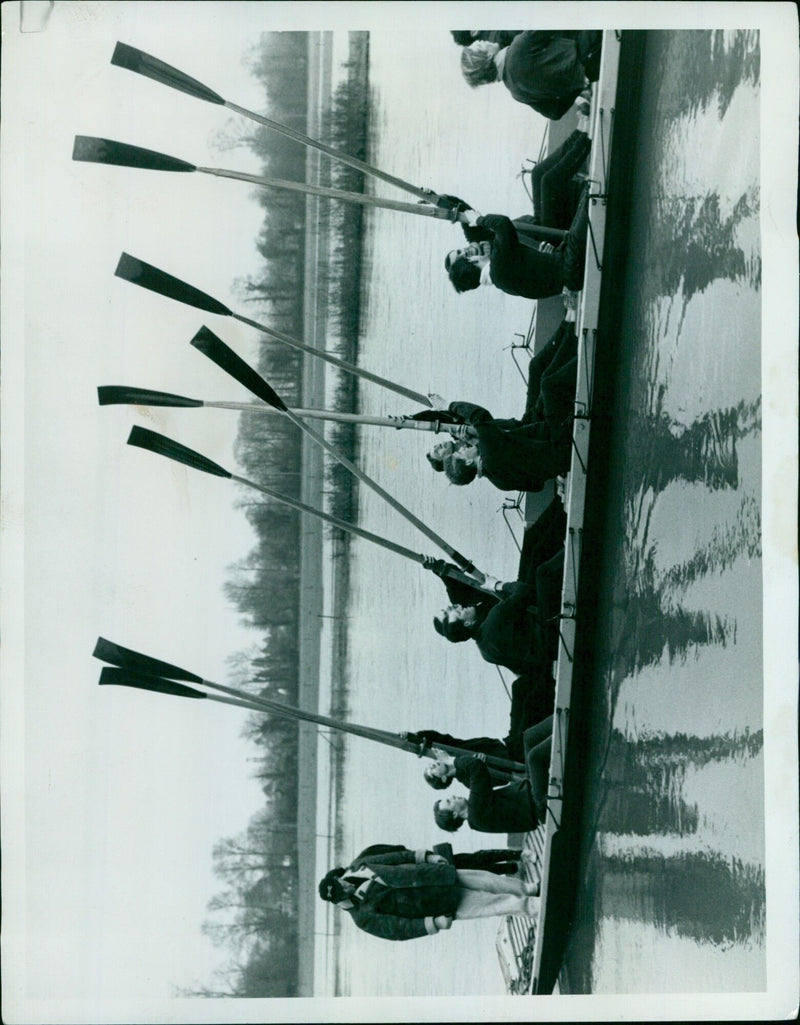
434,793,469,831
460,40,501,87
424,760,455,789
433,604,477,642
443,448,478,485
426,438,457,471
318,867,347,904
445,241,490,293
446,255,481,293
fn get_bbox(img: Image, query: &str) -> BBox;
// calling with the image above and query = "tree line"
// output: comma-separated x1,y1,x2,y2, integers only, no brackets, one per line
191,32,370,998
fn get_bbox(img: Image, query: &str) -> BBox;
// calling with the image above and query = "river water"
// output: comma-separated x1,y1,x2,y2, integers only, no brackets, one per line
560,30,764,994
328,30,764,997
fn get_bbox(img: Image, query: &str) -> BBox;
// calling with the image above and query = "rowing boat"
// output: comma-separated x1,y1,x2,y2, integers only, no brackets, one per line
494,29,649,995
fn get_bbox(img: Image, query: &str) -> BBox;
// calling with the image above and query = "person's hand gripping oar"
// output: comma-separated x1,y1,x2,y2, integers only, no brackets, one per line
123,424,497,595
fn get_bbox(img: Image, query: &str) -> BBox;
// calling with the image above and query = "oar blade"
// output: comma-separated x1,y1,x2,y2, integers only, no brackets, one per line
99,666,207,699
111,42,225,106
115,253,232,317
73,136,197,173
127,424,232,479
98,386,203,408
190,326,287,411
93,637,204,683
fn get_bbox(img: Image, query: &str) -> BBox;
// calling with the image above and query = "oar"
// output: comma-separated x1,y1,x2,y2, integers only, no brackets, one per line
73,137,463,222
94,638,526,774
125,424,496,595
110,43,455,208
190,326,480,575
114,253,432,408
97,385,461,434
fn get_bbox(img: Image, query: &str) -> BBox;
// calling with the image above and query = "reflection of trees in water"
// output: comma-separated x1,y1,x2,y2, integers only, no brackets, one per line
651,30,760,123
562,847,765,993
596,849,765,946
598,396,763,693
663,491,761,593
622,398,761,499
651,190,760,307
609,549,735,683
598,728,763,837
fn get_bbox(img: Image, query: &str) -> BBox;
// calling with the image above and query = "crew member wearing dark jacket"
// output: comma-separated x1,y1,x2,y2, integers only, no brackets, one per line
459,31,601,119
500,31,601,118
446,192,589,299
318,847,539,941
433,570,562,675
433,719,553,834
429,495,567,672
439,319,579,492
451,30,521,48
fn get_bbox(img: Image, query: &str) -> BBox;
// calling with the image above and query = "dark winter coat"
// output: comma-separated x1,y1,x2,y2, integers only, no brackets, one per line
341,858,460,941
501,31,590,119
454,755,539,834
447,321,579,491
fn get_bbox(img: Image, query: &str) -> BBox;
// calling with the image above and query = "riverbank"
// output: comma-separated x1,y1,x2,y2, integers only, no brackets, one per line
293,30,371,997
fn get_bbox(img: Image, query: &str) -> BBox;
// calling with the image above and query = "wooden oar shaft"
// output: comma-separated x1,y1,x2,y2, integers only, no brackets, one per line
200,679,407,746
282,407,478,573
223,100,439,203
197,677,525,772
231,312,432,408
229,471,487,592
111,44,451,205
233,469,491,591
198,167,455,219
205,402,461,432
231,472,427,563
173,686,525,774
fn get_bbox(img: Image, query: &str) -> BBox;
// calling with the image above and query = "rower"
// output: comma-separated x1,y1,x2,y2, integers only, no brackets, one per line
459,31,601,120
432,720,554,835
424,315,578,493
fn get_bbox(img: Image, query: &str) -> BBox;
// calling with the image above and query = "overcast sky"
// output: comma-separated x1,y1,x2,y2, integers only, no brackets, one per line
2,0,302,1011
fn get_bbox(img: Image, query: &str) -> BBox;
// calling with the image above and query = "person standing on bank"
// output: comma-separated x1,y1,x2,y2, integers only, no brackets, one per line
318,847,539,941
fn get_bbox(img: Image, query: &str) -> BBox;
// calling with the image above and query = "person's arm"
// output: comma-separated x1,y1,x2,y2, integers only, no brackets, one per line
496,580,538,606
421,556,499,607
406,728,462,749
350,905,437,941
353,851,417,868
448,401,494,426
477,214,521,258
462,756,500,829
459,208,492,244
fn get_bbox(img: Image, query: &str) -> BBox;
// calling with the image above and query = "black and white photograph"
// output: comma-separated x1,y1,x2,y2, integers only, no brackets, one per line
1,2,797,1021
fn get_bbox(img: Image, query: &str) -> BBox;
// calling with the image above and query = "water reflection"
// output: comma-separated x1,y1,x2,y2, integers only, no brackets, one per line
651,191,761,306
593,848,766,944
596,728,764,837
653,30,760,121
563,29,764,992
622,399,761,497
